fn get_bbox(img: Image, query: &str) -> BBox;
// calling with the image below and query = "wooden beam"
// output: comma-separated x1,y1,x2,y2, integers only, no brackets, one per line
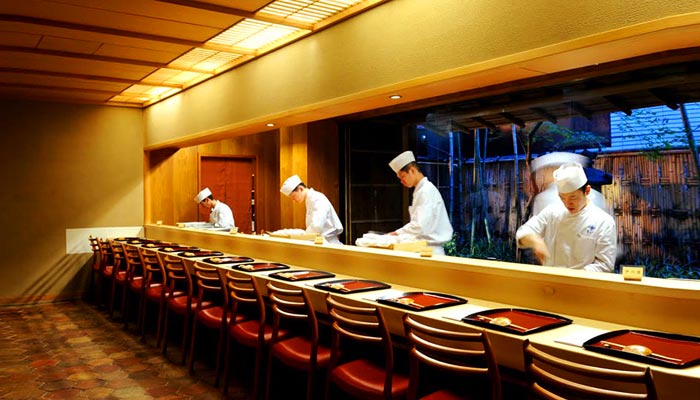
471,116,497,130
648,88,680,110
0,67,182,88
603,95,632,116
530,107,558,123
499,112,525,128
568,101,593,120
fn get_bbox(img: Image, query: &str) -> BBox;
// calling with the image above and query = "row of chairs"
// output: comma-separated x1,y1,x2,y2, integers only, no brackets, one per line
87,236,657,399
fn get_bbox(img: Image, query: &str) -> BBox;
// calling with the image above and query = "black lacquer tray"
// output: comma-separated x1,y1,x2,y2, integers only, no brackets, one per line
376,291,467,311
203,256,255,264
177,250,224,257
583,330,700,368
314,279,390,294
268,270,335,281
232,262,290,272
462,308,572,335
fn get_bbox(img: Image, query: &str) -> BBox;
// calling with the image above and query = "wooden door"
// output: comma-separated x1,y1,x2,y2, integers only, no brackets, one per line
199,156,256,233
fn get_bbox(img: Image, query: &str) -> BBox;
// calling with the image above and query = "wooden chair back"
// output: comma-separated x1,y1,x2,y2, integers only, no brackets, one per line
523,339,657,400
157,253,193,300
137,247,165,288
403,314,502,400
224,269,265,328
266,281,319,346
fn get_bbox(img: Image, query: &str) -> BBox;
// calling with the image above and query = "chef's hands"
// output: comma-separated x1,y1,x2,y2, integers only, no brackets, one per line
519,234,550,265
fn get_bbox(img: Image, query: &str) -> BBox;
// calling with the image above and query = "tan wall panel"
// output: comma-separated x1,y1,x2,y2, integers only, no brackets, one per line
144,0,700,148
0,99,144,303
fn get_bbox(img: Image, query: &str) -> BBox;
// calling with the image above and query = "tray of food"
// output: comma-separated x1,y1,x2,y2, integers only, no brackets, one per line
314,279,391,294
232,262,290,272
376,291,467,311
142,242,177,248
113,237,142,242
583,330,700,368
462,308,572,335
160,246,200,252
178,250,224,257
268,270,335,281
203,256,255,264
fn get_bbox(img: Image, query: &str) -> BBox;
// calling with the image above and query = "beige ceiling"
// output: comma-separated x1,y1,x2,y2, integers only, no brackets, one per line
0,0,386,107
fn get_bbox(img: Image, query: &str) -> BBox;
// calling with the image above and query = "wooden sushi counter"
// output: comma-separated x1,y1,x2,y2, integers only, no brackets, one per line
144,224,700,399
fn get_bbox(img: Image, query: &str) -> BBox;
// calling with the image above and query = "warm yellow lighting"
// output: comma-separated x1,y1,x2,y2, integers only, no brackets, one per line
389,94,402,100
266,123,276,127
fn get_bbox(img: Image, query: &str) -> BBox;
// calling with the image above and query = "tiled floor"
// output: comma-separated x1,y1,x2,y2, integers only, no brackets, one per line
0,300,251,399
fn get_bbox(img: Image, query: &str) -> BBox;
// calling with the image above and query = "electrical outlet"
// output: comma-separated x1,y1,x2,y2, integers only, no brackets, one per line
622,265,644,281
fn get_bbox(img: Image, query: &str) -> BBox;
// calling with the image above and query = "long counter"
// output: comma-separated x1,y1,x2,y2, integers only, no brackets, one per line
144,224,700,399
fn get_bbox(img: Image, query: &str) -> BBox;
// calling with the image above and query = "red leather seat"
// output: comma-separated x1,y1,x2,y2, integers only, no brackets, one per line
325,294,409,400
264,281,331,400
403,314,502,400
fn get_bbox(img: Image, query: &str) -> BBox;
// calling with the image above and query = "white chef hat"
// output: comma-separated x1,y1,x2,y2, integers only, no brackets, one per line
194,187,212,203
389,150,416,173
553,163,588,193
530,151,590,172
280,174,303,196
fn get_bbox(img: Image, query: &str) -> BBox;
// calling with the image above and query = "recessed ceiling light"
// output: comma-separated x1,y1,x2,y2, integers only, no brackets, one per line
389,94,402,100
266,123,276,127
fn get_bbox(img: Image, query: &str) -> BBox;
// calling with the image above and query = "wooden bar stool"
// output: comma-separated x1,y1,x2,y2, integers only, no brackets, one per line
137,247,167,346
324,293,409,400
403,314,502,400
522,339,657,400
264,281,331,400
121,243,144,331
187,262,231,385
158,253,194,365
106,240,127,319
221,270,279,399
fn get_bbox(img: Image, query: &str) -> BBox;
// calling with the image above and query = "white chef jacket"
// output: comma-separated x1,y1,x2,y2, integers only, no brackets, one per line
516,201,616,272
305,188,343,244
395,177,453,254
210,200,235,229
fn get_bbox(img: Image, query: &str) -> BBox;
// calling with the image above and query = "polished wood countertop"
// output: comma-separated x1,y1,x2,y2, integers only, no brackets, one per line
142,224,700,399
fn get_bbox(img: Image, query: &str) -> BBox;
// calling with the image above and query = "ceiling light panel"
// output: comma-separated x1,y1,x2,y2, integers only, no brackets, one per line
259,0,363,24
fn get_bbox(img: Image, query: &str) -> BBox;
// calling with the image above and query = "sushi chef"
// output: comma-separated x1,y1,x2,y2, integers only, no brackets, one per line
194,187,235,229
280,174,344,244
516,162,617,272
388,150,453,255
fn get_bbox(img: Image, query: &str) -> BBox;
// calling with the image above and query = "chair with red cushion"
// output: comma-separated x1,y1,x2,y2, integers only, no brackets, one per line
222,270,281,399
403,314,502,400
324,293,410,400
106,240,128,319
264,281,331,400
121,243,144,331
523,339,657,400
187,262,232,386
96,238,114,309
87,236,101,303
158,253,195,365
137,247,167,346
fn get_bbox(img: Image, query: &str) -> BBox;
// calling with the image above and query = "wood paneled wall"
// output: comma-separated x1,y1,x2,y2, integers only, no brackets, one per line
146,130,281,231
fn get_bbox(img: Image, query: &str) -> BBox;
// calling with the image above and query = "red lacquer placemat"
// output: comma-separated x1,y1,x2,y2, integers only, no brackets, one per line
160,246,199,252
203,256,254,264
314,279,391,294
462,308,572,335
270,270,335,281
178,251,224,257
584,330,700,368
377,292,467,311
233,262,290,272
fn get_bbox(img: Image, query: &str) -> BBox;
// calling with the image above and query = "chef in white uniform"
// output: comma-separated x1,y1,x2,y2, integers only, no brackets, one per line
388,151,453,255
194,187,235,229
280,175,344,244
516,162,617,272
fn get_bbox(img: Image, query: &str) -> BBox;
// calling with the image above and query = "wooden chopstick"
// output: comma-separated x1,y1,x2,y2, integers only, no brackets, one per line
600,341,683,362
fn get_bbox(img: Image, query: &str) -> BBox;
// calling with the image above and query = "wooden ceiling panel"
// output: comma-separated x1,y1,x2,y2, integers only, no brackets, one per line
95,43,185,64
38,36,102,55
0,29,41,47
0,51,157,79
0,86,116,102
0,72,131,93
